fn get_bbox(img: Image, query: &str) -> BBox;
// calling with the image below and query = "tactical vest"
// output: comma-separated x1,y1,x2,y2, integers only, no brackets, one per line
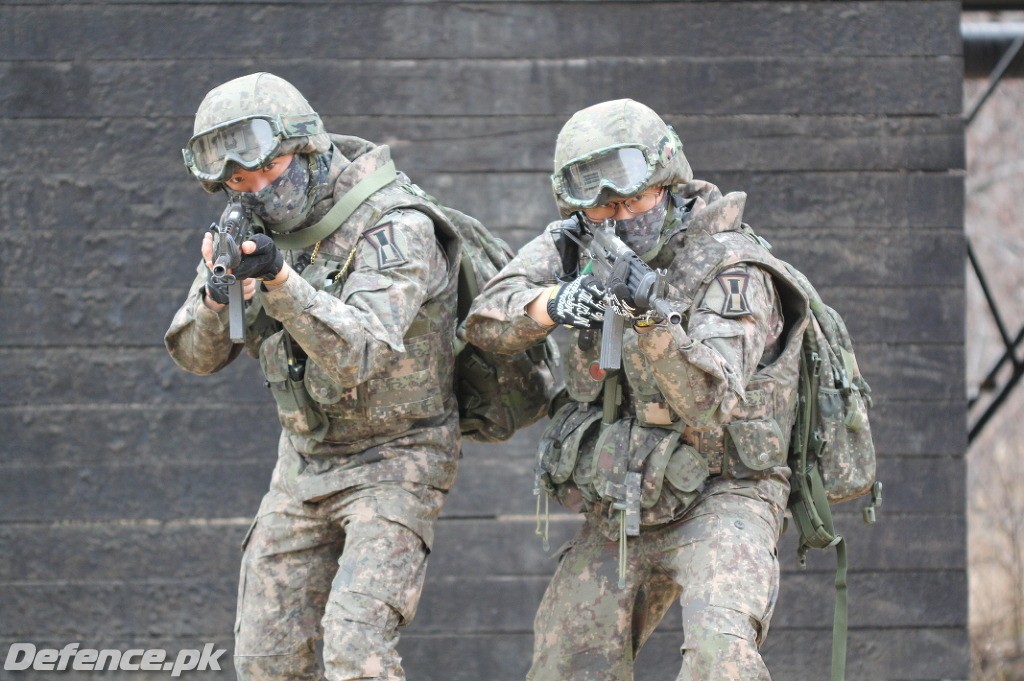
258,179,462,446
537,224,809,529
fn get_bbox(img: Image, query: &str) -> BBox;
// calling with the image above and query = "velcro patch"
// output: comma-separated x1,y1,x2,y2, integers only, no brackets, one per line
363,222,407,270
715,272,752,317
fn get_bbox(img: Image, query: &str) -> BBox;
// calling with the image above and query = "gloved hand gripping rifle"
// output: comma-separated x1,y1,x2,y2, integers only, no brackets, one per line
558,215,682,371
552,216,684,565
210,200,255,343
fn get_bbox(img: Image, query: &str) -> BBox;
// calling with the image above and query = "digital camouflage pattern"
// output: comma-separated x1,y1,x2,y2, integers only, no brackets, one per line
768,263,876,504
190,73,331,193
528,480,786,681
358,183,561,444
233,460,446,680
166,77,461,681
166,137,462,488
551,99,692,217
465,173,806,679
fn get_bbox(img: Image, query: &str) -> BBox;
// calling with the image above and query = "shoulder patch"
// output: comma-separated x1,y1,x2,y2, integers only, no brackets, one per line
363,221,407,270
714,271,753,317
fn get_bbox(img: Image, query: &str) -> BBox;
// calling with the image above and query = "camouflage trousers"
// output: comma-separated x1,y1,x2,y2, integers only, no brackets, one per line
233,477,447,681
528,478,787,681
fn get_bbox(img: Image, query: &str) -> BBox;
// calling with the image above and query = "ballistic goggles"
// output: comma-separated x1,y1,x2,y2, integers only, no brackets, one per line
554,145,657,208
183,113,324,182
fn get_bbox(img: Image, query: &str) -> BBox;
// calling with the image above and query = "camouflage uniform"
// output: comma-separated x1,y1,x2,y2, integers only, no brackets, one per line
465,101,806,681
166,74,461,681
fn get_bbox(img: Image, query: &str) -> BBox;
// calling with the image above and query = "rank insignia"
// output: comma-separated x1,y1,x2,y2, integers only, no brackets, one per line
363,222,407,270
715,272,752,317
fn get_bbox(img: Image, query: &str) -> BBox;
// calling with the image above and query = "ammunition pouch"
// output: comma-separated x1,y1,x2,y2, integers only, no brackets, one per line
724,417,789,477
257,251,450,444
259,329,329,440
536,403,710,527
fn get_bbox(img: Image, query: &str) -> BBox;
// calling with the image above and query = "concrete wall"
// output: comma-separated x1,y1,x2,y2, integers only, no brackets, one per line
0,2,967,679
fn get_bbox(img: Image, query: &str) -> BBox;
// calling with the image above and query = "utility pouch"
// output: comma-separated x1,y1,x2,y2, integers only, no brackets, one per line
640,427,708,527
816,378,875,503
725,418,787,477
593,419,710,530
592,417,634,497
360,330,446,422
663,440,709,496
259,330,329,440
536,401,603,512
537,405,713,528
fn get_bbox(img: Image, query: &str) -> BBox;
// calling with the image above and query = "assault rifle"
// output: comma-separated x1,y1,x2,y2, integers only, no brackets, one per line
554,215,683,543
559,215,681,371
561,214,679,368
210,200,254,343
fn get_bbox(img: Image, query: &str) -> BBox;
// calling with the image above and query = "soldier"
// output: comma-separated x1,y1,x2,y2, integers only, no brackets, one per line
165,73,462,681
465,99,808,680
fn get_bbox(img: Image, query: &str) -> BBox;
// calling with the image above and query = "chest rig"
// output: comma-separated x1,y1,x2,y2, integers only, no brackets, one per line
255,162,462,447
536,220,809,578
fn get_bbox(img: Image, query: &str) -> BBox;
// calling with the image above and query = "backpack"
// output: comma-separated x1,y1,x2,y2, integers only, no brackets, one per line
439,204,562,443
378,181,561,444
264,149,560,445
781,261,882,681
539,214,877,678
652,223,880,681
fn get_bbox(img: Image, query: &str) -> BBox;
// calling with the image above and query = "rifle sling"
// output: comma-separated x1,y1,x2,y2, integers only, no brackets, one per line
267,160,397,251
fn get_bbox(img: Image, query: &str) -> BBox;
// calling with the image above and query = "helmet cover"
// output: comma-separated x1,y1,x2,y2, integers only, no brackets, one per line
552,99,692,217
187,72,331,192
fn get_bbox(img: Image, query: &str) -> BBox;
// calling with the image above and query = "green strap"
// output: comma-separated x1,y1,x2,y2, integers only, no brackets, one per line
832,537,849,681
805,464,848,681
807,465,849,681
534,491,550,551
269,160,397,251
618,508,628,588
601,371,622,426
599,372,630,587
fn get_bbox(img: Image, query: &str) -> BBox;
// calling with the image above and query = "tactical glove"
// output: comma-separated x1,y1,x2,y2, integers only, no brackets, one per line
205,269,231,306
232,233,284,281
606,280,641,318
546,275,606,329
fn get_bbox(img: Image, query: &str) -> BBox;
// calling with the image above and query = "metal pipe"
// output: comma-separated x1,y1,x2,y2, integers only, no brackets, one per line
964,22,1024,79
964,1,1024,10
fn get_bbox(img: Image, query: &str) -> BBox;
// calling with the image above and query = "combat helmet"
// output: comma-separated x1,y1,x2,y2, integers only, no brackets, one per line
183,72,331,193
551,99,692,218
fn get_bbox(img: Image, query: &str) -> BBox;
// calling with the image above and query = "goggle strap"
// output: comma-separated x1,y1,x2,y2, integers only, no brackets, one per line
269,160,397,250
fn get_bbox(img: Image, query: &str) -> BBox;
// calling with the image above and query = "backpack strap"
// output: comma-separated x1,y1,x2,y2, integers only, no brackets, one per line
267,161,397,250
832,537,850,681
789,323,850,681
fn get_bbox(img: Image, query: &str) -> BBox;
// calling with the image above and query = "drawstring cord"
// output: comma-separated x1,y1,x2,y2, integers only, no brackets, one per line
534,482,550,551
618,508,628,588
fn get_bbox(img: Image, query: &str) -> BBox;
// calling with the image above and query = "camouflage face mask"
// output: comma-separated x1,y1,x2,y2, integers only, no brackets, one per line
586,189,669,257
230,155,315,226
